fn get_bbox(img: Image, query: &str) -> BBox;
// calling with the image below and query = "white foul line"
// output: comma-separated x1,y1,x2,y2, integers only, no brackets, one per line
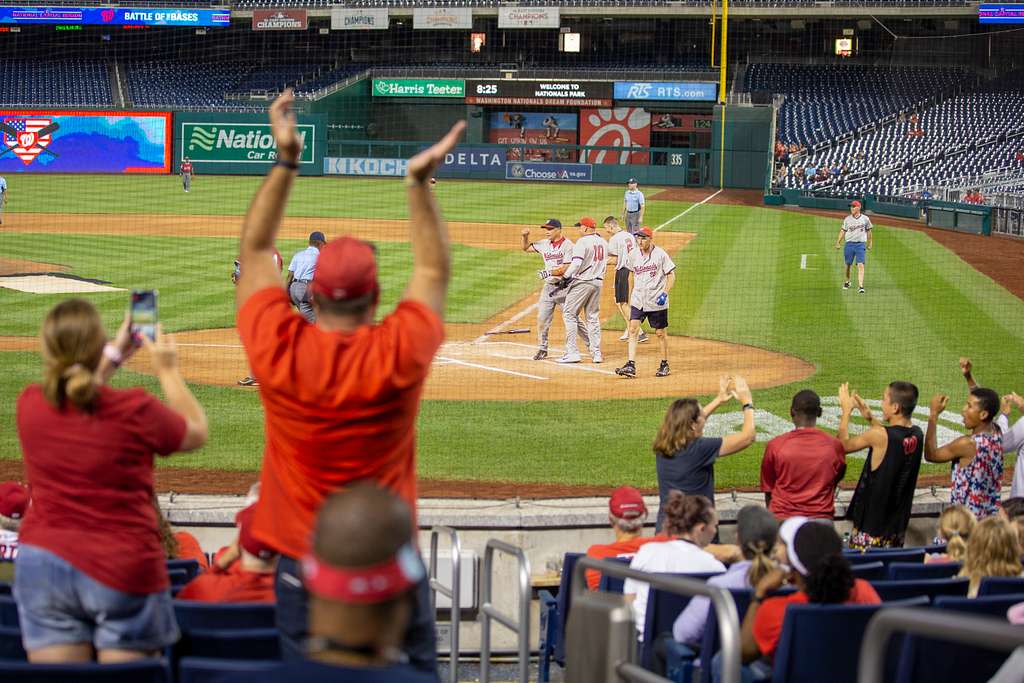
435,356,548,381
800,254,818,270
655,188,723,232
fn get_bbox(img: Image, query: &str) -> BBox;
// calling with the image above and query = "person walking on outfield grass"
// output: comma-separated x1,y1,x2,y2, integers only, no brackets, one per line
180,157,193,193
834,199,872,293
285,231,326,324
604,216,648,344
560,216,608,364
0,175,8,224
616,227,675,378
521,218,587,361
234,89,464,673
622,178,645,233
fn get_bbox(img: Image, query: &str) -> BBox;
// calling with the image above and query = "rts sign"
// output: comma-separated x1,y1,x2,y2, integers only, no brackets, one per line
613,81,718,102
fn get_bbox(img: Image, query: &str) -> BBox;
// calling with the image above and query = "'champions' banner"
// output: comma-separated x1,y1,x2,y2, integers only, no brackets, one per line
497,6,559,28
330,7,388,30
413,7,472,30
0,6,230,26
252,9,307,31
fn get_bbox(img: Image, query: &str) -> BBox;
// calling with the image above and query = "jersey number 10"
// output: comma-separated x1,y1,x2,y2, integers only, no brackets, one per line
594,246,605,260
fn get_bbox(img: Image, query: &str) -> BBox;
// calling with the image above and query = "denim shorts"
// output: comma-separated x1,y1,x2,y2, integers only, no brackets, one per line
13,544,179,652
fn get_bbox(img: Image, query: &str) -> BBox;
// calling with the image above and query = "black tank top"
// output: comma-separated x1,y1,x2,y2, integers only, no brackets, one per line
846,424,924,538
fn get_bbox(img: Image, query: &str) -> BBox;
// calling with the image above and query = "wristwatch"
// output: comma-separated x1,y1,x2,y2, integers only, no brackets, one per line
742,403,754,411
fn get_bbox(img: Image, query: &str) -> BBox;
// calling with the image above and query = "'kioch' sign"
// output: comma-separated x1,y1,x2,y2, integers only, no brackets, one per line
372,79,465,98
181,122,316,163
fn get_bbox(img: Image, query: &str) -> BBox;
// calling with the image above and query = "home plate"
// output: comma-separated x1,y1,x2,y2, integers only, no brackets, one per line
0,275,124,294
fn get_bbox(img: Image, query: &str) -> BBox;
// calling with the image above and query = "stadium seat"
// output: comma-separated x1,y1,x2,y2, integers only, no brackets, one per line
168,569,190,587
595,556,634,594
977,577,1024,596
851,562,887,581
869,578,969,602
0,597,18,628
176,628,281,661
862,549,927,565
886,561,962,581
0,583,11,596
0,658,171,682
772,597,928,683
538,552,583,683
178,657,279,683
173,601,276,631
0,625,25,661
640,587,697,671
167,559,202,582
895,594,1024,683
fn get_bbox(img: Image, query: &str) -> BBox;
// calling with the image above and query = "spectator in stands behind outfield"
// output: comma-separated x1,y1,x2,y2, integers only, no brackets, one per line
234,89,464,670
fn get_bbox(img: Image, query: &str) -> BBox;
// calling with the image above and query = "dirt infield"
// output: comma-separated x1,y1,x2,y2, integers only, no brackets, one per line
0,258,69,276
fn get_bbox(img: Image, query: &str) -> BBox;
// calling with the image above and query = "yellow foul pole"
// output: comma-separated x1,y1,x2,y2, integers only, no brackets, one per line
718,0,728,189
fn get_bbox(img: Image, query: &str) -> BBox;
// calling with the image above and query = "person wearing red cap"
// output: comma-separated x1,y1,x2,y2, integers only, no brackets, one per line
176,504,277,604
615,226,675,379
833,200,872,294
561,216,609,364
0,481,28,580
230,484,435,682
234,90,464,671
584,486,665,590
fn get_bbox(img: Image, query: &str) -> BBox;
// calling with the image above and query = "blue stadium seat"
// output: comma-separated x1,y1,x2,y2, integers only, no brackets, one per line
977,577,1024,596
0,658,171,682
538,552,582,683
173,602,276,631
869,578,969,603
638,573,725,672
596,557,632,593
167,560,202,582
0,597,18,628
176,628,281,661
178,657,279,683
0,625,25,661
168,569,190,587
851,562,887,581
886,561,961,581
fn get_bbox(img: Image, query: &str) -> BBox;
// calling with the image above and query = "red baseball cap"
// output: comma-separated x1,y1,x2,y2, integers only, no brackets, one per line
309,237,379,303
609,486,647,520
0,482,28,520
638,227,654,239
849,200,862,208
575,217,597,228
236,504,278,560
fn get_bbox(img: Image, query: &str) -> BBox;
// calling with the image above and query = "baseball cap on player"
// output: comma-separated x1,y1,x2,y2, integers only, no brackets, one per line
609,485,647,520
309,236,380,303
540,218,562,230
627,178,638,185
637,227,653,239
0,481,29,520
574,217,597,228
309,231,327,243
849,200,862,208
236,504,278,561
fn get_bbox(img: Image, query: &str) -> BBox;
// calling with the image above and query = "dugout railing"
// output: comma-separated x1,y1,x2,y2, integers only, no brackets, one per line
480,539,532,683
428,525,462,683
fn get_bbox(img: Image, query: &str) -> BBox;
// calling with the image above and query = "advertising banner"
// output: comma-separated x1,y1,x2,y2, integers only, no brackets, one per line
505,161,592,182
467,80,611,107
580,108,651,165
372,79,465,98
497,6,559,29
650,112,713,133
330,7,388,30
0,7,230,26
614,81,718,102
488,112,577,162
979,4,1024,23
0,110,170,173
175,112,324,175
252,9,307,31
324,157,407,176
413,7,472,30
434,145,506,177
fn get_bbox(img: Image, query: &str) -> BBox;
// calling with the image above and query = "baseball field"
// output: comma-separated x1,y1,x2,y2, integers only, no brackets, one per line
1,173,1022,496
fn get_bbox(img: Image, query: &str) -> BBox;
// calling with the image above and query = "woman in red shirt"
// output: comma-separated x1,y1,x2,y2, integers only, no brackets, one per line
738,517,880,675
15,299,208,664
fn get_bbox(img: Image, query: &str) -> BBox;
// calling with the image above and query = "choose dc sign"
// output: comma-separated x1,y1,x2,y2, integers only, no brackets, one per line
614,81,718,102
505,162,592,183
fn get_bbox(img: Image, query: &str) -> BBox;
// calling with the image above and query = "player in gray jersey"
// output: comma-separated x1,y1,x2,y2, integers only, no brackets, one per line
559,217,609,364
616,227,675,378
521,218,587,360
834,200,873,294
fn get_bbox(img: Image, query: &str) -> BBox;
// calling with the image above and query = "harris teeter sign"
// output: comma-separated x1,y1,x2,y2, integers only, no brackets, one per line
372,79,465,98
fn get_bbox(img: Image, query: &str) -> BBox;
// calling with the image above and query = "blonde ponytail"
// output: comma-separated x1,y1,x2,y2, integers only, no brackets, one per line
40,299,105,411
745,539,777,587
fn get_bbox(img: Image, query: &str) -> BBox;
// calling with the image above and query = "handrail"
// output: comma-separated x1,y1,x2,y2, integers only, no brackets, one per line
428,526,461,683
857,607,1024,683
572,557,742,683
480,539,531,683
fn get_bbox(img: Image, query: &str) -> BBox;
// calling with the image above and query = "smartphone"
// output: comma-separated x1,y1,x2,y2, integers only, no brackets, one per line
130,290,158,342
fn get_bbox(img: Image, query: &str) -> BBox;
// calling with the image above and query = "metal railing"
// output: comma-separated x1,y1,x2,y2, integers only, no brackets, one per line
428,526,462,683
857,607,1024,683
572,557,742,683
480,539,531,683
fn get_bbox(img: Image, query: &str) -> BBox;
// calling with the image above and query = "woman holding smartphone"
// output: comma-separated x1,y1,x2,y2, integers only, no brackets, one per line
14,298,208,663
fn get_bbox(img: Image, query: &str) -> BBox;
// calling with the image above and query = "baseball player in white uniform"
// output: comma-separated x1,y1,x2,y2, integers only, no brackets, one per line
834,199,873,293
604,216,648,344
559,216,609,364
521,218,588,360
616,227,675,378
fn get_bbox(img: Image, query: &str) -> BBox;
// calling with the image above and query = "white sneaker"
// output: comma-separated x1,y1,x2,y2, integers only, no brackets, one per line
638,331,650,343
557,354,582,364
618,332,629,341
592,352,603,363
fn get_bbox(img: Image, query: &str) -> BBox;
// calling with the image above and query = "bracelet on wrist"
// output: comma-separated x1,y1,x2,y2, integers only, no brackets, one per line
103,343,123,368
742,403,754,411
274,159,299,171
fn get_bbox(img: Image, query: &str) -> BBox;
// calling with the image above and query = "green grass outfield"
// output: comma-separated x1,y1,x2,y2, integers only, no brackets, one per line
2,174,1023,491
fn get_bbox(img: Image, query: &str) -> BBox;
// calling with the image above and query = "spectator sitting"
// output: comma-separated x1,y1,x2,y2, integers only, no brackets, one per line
232,484,434,682
926,370,1004,519
926,505,976,564
673,506,778,647
1001,497,1024,523
958,516,1023,597
584,486,665,590
0,481,29,582
652,375,756,531
734,518,880,678
760,389,846,520
153,496,208,570
14,300,207,663
177,504,276,603
838,381,924,549
624,492,725,641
